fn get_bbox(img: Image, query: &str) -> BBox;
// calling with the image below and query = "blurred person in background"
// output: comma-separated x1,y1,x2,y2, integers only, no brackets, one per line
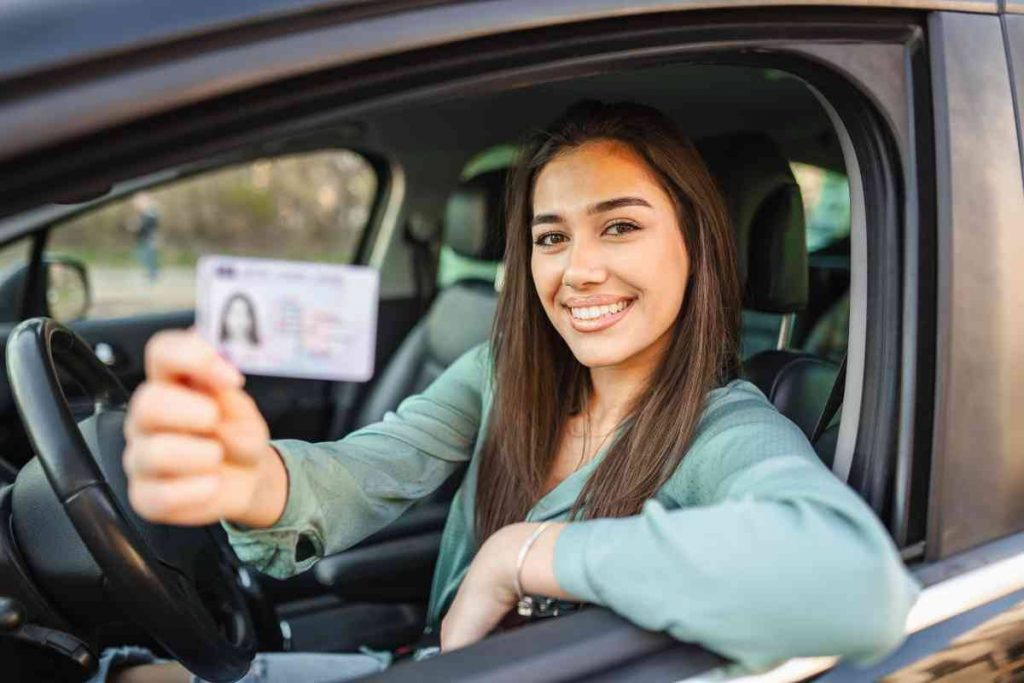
126,192,160,282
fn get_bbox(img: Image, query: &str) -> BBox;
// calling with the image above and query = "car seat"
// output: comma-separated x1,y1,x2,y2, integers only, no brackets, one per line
348,168,507,430
698,134,842,468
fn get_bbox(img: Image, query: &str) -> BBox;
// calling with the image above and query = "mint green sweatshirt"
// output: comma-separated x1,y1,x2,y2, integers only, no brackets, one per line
223,343,919,669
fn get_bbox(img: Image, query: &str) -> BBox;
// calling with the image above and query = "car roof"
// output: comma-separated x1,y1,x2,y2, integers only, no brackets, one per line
0,0,1000,84
0,0,346,82
363,63,841,184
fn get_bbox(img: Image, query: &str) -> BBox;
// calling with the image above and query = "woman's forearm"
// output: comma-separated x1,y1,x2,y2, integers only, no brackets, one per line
235,442,289,529
549,488,919,668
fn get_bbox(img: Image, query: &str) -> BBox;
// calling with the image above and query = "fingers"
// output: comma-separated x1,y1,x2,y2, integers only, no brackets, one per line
124,433,224,478
127,474,223,526
145,329,244,392
215,390,269,465
124,329,268,526
216,385,265,426
126,381,221,436
440,575,514,652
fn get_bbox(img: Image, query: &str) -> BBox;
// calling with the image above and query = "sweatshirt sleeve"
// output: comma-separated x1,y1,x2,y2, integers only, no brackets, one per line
223,343,489,579
552,385,920,670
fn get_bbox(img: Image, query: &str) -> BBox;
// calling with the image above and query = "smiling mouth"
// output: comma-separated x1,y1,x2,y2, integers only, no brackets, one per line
562,298,636,332
567,299,633,321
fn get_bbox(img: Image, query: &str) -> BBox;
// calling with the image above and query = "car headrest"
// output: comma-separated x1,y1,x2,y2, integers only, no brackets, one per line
443,168,508,261
697,134,808,313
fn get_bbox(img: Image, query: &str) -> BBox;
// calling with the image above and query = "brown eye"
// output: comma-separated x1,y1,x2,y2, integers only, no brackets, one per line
604,221,640,236
534,232,568,247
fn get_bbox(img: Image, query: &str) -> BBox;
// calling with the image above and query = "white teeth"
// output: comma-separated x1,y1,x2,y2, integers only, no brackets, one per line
569,300,630,320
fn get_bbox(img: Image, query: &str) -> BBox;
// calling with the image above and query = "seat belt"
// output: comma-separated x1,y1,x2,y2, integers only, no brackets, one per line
811,354,847,443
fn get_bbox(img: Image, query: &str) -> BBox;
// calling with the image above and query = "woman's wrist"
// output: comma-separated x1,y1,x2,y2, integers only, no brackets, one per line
513,522,554,602
488,522,574,602
440,521,580,651
234,442,289,529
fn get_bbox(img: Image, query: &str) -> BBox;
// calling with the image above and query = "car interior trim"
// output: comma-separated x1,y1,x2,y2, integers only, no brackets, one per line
368,158,407,270
805,84,867,485
774,313,795,349
791,45,908,521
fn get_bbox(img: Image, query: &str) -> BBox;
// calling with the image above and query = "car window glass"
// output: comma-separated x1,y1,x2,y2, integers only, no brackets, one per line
790,163,851,364
0,237,30,275
48,150,377,320
790,162,851,252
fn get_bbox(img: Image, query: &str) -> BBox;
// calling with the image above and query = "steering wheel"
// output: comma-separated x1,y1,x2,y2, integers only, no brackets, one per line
6,318,256,682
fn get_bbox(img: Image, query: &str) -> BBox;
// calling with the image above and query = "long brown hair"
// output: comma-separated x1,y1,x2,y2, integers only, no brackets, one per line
475,100,742,542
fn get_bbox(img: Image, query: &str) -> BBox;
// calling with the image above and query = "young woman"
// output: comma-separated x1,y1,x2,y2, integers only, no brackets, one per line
96,101,919,682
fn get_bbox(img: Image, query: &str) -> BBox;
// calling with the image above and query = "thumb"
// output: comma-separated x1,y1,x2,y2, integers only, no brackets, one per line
214,388,269,466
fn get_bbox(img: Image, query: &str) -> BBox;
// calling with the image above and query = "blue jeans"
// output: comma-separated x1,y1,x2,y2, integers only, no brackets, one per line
91,646,386,683
134,237,159,281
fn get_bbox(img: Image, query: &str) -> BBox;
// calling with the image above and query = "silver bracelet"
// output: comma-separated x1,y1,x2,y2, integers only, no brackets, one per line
514,521,553,616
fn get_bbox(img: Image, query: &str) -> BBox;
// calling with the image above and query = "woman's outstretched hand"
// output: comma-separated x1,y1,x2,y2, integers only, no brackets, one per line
122,329,288,528
440,522,570,652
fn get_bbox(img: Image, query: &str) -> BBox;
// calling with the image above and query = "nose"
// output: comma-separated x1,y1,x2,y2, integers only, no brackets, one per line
561,236,608,289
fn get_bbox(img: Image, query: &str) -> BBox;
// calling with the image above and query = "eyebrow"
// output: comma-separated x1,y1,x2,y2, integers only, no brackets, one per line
531,196,653,227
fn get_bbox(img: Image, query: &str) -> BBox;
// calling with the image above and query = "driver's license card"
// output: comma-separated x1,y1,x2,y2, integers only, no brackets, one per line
195,255,379,382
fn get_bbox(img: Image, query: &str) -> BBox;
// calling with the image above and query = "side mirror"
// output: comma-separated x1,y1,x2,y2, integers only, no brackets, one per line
45,257,91,323
0,255,91,324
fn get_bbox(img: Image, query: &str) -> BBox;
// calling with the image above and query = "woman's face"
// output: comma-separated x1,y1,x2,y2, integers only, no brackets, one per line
530,139,690,370
224,298,254,342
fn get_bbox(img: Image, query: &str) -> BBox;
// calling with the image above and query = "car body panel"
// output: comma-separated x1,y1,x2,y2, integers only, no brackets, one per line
0,0,1001,83
0,0,1001,163
926,11,1024,560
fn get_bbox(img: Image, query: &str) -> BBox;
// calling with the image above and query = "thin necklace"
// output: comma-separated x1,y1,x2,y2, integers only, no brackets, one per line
575,407,617,472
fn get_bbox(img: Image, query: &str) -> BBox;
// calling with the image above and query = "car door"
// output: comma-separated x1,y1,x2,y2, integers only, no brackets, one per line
740,8,1024,683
